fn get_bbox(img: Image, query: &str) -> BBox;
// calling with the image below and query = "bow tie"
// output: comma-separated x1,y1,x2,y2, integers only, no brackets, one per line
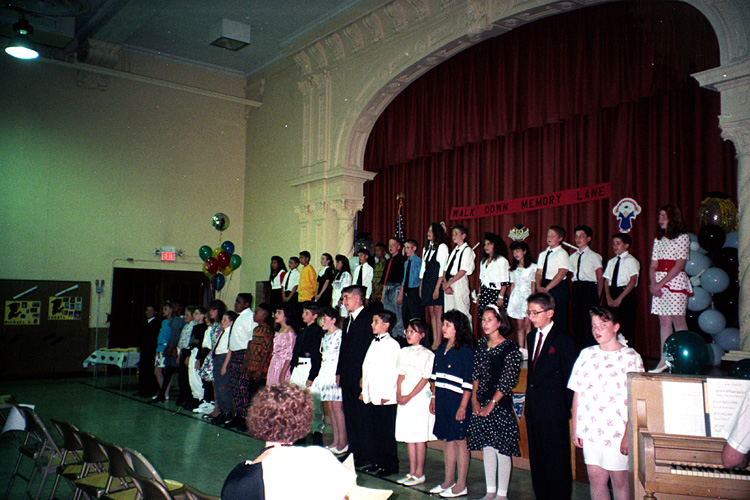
374,334,389,342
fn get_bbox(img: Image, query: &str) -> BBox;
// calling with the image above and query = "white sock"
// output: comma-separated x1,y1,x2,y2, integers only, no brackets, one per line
496,452,512,496
483,447,498,493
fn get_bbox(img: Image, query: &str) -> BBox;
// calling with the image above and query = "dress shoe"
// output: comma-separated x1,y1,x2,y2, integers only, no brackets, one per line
332,445,348,455
374,467,398,477
210,412,228,425
429,484,455,494
396,475,414,485
648,363,669,373
149,395,165,403
361,464,381,474
355,460,374,470
439,487,468,498
404,475,425,486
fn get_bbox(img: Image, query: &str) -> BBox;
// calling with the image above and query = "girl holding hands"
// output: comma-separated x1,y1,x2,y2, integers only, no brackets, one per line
468,305,522,500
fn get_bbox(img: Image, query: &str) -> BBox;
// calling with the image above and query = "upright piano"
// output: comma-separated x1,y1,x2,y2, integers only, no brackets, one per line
629,372,750,500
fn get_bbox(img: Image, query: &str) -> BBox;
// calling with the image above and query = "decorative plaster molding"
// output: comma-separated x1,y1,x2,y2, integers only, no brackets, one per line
721,119,750,155
384,2,409,33
293,204,313,223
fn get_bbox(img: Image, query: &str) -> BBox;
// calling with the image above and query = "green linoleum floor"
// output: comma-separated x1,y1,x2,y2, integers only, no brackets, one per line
1,376,592,499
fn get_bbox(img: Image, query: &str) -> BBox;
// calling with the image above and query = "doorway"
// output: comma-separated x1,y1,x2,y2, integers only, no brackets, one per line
109,268,210,348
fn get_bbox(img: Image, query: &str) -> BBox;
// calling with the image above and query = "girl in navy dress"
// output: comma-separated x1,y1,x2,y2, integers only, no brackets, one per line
429,310,474,498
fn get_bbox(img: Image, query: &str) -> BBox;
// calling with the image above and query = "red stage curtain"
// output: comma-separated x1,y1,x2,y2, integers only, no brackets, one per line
360,2,737,358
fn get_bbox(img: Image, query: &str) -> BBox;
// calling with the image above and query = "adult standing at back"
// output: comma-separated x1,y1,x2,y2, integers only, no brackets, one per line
136,305,160,397
335,285,375,468
421,222,450,349
443,224,476,322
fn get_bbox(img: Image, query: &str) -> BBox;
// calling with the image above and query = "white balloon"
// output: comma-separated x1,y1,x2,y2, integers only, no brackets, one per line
702,267,730,294
687,286,712,312
707,343,724,366
699,309,726,335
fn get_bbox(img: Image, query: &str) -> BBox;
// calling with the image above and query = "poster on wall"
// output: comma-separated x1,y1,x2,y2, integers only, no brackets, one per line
48,296,83,320
4,301,41,325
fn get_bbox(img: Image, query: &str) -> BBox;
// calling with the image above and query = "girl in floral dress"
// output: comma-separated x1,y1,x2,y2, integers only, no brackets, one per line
314,307,346,453
568,306,644,500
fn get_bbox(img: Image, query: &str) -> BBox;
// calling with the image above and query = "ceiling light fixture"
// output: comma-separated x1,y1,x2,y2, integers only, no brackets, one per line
5,17,39,60
209,18,251,52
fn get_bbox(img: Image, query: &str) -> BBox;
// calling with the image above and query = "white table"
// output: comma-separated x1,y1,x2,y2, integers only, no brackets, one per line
83,348,140,391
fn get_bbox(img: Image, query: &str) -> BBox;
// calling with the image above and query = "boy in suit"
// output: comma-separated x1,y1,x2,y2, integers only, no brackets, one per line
525,292,577,500
336,285,375,467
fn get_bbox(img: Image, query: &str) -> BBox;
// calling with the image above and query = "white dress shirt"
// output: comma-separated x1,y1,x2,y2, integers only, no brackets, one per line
569,246,603,283
230,307,256,350
603,251,641,287
446,242,476,278
537,246,569,281
479,256,510,288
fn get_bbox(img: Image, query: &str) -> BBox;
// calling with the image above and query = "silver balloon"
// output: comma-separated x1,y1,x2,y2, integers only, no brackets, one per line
212,213,230,232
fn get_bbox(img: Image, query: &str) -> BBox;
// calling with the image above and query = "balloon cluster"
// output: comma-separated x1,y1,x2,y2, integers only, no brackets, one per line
684,222,739,365
199,213,241,291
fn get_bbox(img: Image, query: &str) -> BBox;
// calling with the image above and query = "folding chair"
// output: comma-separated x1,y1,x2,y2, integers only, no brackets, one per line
49,420,84,499
69,432,109,500
122,449,184,500
182,485,219,500
74,436,132,499
127,474,174,500
3,406,73,500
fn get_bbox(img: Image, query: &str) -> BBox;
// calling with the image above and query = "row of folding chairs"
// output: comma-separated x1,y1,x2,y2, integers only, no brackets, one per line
3,405,218,500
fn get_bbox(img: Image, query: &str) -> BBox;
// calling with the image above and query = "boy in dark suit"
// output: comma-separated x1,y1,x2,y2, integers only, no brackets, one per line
335,285,374,467
525,292,577,500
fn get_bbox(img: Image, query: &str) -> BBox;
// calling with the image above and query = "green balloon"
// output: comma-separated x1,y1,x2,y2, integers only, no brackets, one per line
729,359,750,379
663,330,709,375
199,245,213,261
230,254,242,270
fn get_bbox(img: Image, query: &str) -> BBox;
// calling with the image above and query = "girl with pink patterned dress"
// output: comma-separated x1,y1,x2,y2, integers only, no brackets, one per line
648,204,692,372
568,306,644,500
266,303,298,386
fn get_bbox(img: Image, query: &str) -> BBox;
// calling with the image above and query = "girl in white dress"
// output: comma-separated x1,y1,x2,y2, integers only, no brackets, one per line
395,318,436,487
506,241,536,351
313,307,347,454
330,254,352,318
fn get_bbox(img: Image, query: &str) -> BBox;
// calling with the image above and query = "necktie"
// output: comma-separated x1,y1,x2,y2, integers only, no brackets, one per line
283,271,290,290
356,267,363,285
446,248,458,277
541,250,552,281
576,252,583,281
404,259,412,287
532,331,544,370
611,256,621,288
383,258,394,285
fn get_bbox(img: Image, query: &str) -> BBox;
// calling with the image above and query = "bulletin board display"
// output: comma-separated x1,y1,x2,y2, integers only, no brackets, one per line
0,280,91,377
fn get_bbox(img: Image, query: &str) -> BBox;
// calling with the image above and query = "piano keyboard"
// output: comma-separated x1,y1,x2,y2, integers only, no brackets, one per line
671,464,750,480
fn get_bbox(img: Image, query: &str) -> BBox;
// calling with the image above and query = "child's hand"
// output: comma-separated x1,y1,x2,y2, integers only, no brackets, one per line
573,436,584,448
619,434,629,456
429,398,436,414
471,399,481,415
221,366,227,376
455,407,466,421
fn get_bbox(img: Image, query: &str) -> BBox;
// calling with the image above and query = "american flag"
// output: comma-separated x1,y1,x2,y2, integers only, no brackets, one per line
395,193,405,242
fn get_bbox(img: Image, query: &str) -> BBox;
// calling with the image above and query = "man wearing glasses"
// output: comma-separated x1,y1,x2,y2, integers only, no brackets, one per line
524,292,577,500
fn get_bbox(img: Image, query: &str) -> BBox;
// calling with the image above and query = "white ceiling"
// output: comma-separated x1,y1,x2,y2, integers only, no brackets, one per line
1,0,373,77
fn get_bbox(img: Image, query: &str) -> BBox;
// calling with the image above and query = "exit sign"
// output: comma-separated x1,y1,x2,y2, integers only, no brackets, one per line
160,246,177,261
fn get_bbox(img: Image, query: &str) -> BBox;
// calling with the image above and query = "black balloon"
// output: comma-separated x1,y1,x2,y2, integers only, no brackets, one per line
713,285,739,328
697,224,726,252
715,247,739,277
685,309,702,335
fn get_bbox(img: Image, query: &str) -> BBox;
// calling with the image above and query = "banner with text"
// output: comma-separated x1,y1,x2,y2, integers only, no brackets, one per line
450,182,611,220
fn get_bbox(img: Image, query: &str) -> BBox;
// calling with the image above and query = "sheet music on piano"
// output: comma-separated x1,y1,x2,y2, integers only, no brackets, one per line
706,378,750,438
661,380,706,436
661,378,750,437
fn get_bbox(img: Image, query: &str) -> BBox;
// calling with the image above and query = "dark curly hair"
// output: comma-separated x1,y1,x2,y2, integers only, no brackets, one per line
481,304,510,337
246,383,313,443
440,310,474,350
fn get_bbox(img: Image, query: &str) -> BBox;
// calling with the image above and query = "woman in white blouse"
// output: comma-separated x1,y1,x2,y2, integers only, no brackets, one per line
330,254,353,318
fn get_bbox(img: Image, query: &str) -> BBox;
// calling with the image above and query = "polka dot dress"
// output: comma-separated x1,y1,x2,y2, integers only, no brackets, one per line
650,233,693,316
467,338,521,456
